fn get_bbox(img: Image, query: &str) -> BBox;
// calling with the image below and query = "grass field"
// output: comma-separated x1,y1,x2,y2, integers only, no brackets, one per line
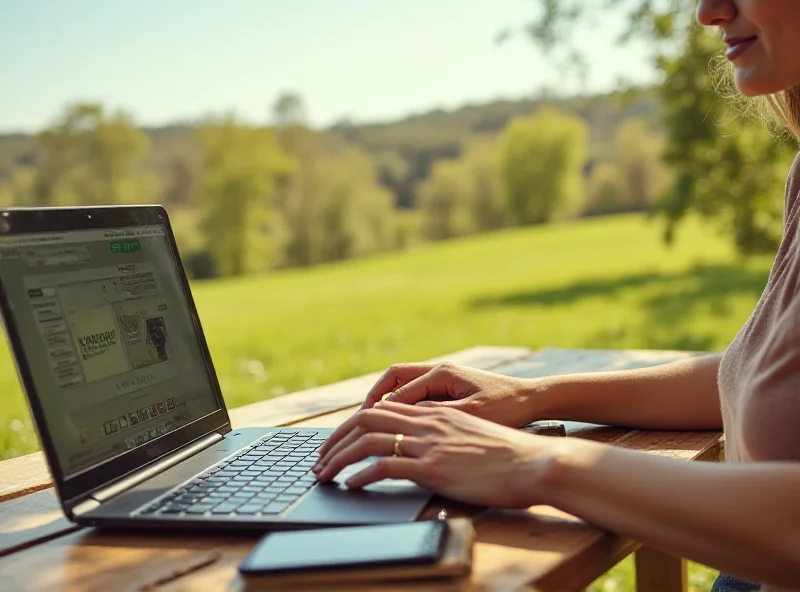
0,212,773,590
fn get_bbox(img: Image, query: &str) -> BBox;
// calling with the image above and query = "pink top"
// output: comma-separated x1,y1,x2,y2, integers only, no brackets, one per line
718,152,800,465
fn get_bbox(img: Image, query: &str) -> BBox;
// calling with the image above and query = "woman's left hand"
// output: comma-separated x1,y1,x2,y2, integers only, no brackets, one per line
313,400,556,508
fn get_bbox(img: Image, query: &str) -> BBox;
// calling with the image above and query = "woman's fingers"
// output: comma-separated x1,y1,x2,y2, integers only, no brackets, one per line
373,400,432,416
316,425,365,470
361,363,437,409
317,407,429,461
387,363,460,405
317,433,427,483
344,457,429,490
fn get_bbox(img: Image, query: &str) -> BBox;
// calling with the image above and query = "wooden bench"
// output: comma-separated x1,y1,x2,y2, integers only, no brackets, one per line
0,347,723,591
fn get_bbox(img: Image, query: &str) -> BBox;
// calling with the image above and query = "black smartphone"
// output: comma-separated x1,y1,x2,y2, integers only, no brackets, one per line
238,520,448,576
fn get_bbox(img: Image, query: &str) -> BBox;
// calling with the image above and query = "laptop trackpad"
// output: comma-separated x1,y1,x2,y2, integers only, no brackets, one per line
286,459,433,525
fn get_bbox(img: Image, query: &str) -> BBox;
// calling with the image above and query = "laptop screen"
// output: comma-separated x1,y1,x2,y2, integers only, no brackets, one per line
0,224,221,479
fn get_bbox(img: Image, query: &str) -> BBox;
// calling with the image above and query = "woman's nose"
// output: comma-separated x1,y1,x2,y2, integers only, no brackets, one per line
696,0,736,27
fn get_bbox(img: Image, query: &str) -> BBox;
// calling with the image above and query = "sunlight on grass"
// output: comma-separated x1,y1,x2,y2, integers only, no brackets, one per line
589,558,718,590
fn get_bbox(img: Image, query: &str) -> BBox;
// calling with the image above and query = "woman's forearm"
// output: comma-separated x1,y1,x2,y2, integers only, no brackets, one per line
524,353,723,430
536,439,800,586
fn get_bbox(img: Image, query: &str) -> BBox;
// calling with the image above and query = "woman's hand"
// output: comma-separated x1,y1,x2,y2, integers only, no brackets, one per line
313,401,555,508
360,362,540,428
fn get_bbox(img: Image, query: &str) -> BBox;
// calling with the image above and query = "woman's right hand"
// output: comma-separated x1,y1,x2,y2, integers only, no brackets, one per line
360,362,540,428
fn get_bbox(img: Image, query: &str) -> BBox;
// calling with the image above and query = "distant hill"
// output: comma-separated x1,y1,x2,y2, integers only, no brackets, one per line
0,89,660,208
331,89,659,206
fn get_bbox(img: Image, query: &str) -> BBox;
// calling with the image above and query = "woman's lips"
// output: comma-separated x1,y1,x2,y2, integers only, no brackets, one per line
725,36,758,61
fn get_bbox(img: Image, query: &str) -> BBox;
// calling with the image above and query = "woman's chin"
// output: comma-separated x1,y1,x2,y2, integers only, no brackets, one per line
734,69,790,97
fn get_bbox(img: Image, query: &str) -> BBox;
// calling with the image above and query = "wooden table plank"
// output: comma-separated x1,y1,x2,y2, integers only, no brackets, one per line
635,547,687,592
0,452,50,504
0,489,79,558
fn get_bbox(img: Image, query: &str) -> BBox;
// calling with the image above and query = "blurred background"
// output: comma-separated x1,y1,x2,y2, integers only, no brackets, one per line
1,1,795,588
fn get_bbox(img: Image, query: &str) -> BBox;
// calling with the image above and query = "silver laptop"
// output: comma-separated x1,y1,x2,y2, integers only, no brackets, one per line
0,205,432,530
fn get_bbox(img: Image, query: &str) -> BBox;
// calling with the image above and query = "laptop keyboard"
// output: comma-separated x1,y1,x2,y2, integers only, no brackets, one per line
136,430,325,518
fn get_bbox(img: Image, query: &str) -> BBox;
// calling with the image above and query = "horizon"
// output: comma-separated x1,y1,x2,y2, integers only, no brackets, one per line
0,85,657,138
1,0,656,134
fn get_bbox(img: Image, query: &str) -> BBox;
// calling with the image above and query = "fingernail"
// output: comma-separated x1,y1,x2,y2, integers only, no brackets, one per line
312,463,323,473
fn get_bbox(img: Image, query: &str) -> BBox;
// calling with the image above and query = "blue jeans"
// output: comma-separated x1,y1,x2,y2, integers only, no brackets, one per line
711,573,761,591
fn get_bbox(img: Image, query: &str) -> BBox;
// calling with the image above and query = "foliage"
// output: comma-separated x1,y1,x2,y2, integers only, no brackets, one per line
312,146,397,262
499,108,588,225
273,96,396,266
658,25,794,252
196,117,292,276
338,92,657,209
520,1,796,254
418,159,475,241
393,208,425,250
12,103,157,206
462,138,508,232
160,147,197,206
616,118,671,209
585,161,629,216
585,118,671,216
417,136,507,241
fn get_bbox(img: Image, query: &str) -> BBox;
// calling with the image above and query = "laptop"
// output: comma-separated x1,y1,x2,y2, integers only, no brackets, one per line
0,205,432,530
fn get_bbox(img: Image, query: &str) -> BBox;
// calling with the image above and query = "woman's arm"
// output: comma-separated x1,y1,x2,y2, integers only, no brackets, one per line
527,352,723,430
366,354,723,430
539,438,800,586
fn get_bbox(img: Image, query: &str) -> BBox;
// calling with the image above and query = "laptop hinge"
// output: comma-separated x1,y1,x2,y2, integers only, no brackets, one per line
90,432,223,504
72,499,101,517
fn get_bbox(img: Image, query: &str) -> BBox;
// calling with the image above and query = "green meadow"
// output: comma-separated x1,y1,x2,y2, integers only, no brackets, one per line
0,212,772,590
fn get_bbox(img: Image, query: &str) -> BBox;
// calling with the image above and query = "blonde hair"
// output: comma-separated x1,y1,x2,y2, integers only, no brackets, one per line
766,87,800,138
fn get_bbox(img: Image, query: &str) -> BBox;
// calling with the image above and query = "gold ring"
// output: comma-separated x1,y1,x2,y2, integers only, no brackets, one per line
393,433,405,457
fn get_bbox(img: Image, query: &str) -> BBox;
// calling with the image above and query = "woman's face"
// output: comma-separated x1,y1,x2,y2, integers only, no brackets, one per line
697,0,800,95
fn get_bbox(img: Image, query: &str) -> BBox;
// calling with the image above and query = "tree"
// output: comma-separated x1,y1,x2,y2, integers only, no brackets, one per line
461,138,508,231
271,93,323,267
615,118,670,210
417,159,474,241
0,181,13,206
197,117,291,276
518,1,795,253
499,108,588,225
312,146,396,262
160,148,197,207
270,94,397,266
657,25,793,251
272,92,307,129
585,161,629,216
16,103,156,206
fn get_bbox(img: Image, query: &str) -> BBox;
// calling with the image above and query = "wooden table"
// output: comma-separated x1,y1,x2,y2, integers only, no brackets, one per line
0,347,723,592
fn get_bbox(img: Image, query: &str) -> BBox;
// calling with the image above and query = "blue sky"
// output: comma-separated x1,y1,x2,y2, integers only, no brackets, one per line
0,0,656,132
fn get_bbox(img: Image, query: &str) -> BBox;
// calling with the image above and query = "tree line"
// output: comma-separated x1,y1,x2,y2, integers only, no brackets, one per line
0,93,673,279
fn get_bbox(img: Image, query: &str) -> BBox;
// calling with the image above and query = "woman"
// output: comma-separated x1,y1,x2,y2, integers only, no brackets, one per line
315,1,800,589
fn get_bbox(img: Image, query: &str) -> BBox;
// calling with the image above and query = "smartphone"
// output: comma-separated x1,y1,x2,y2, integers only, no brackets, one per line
239,520,448,576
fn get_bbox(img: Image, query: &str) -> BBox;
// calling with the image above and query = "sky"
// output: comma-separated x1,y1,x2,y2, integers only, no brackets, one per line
0,0,657,133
